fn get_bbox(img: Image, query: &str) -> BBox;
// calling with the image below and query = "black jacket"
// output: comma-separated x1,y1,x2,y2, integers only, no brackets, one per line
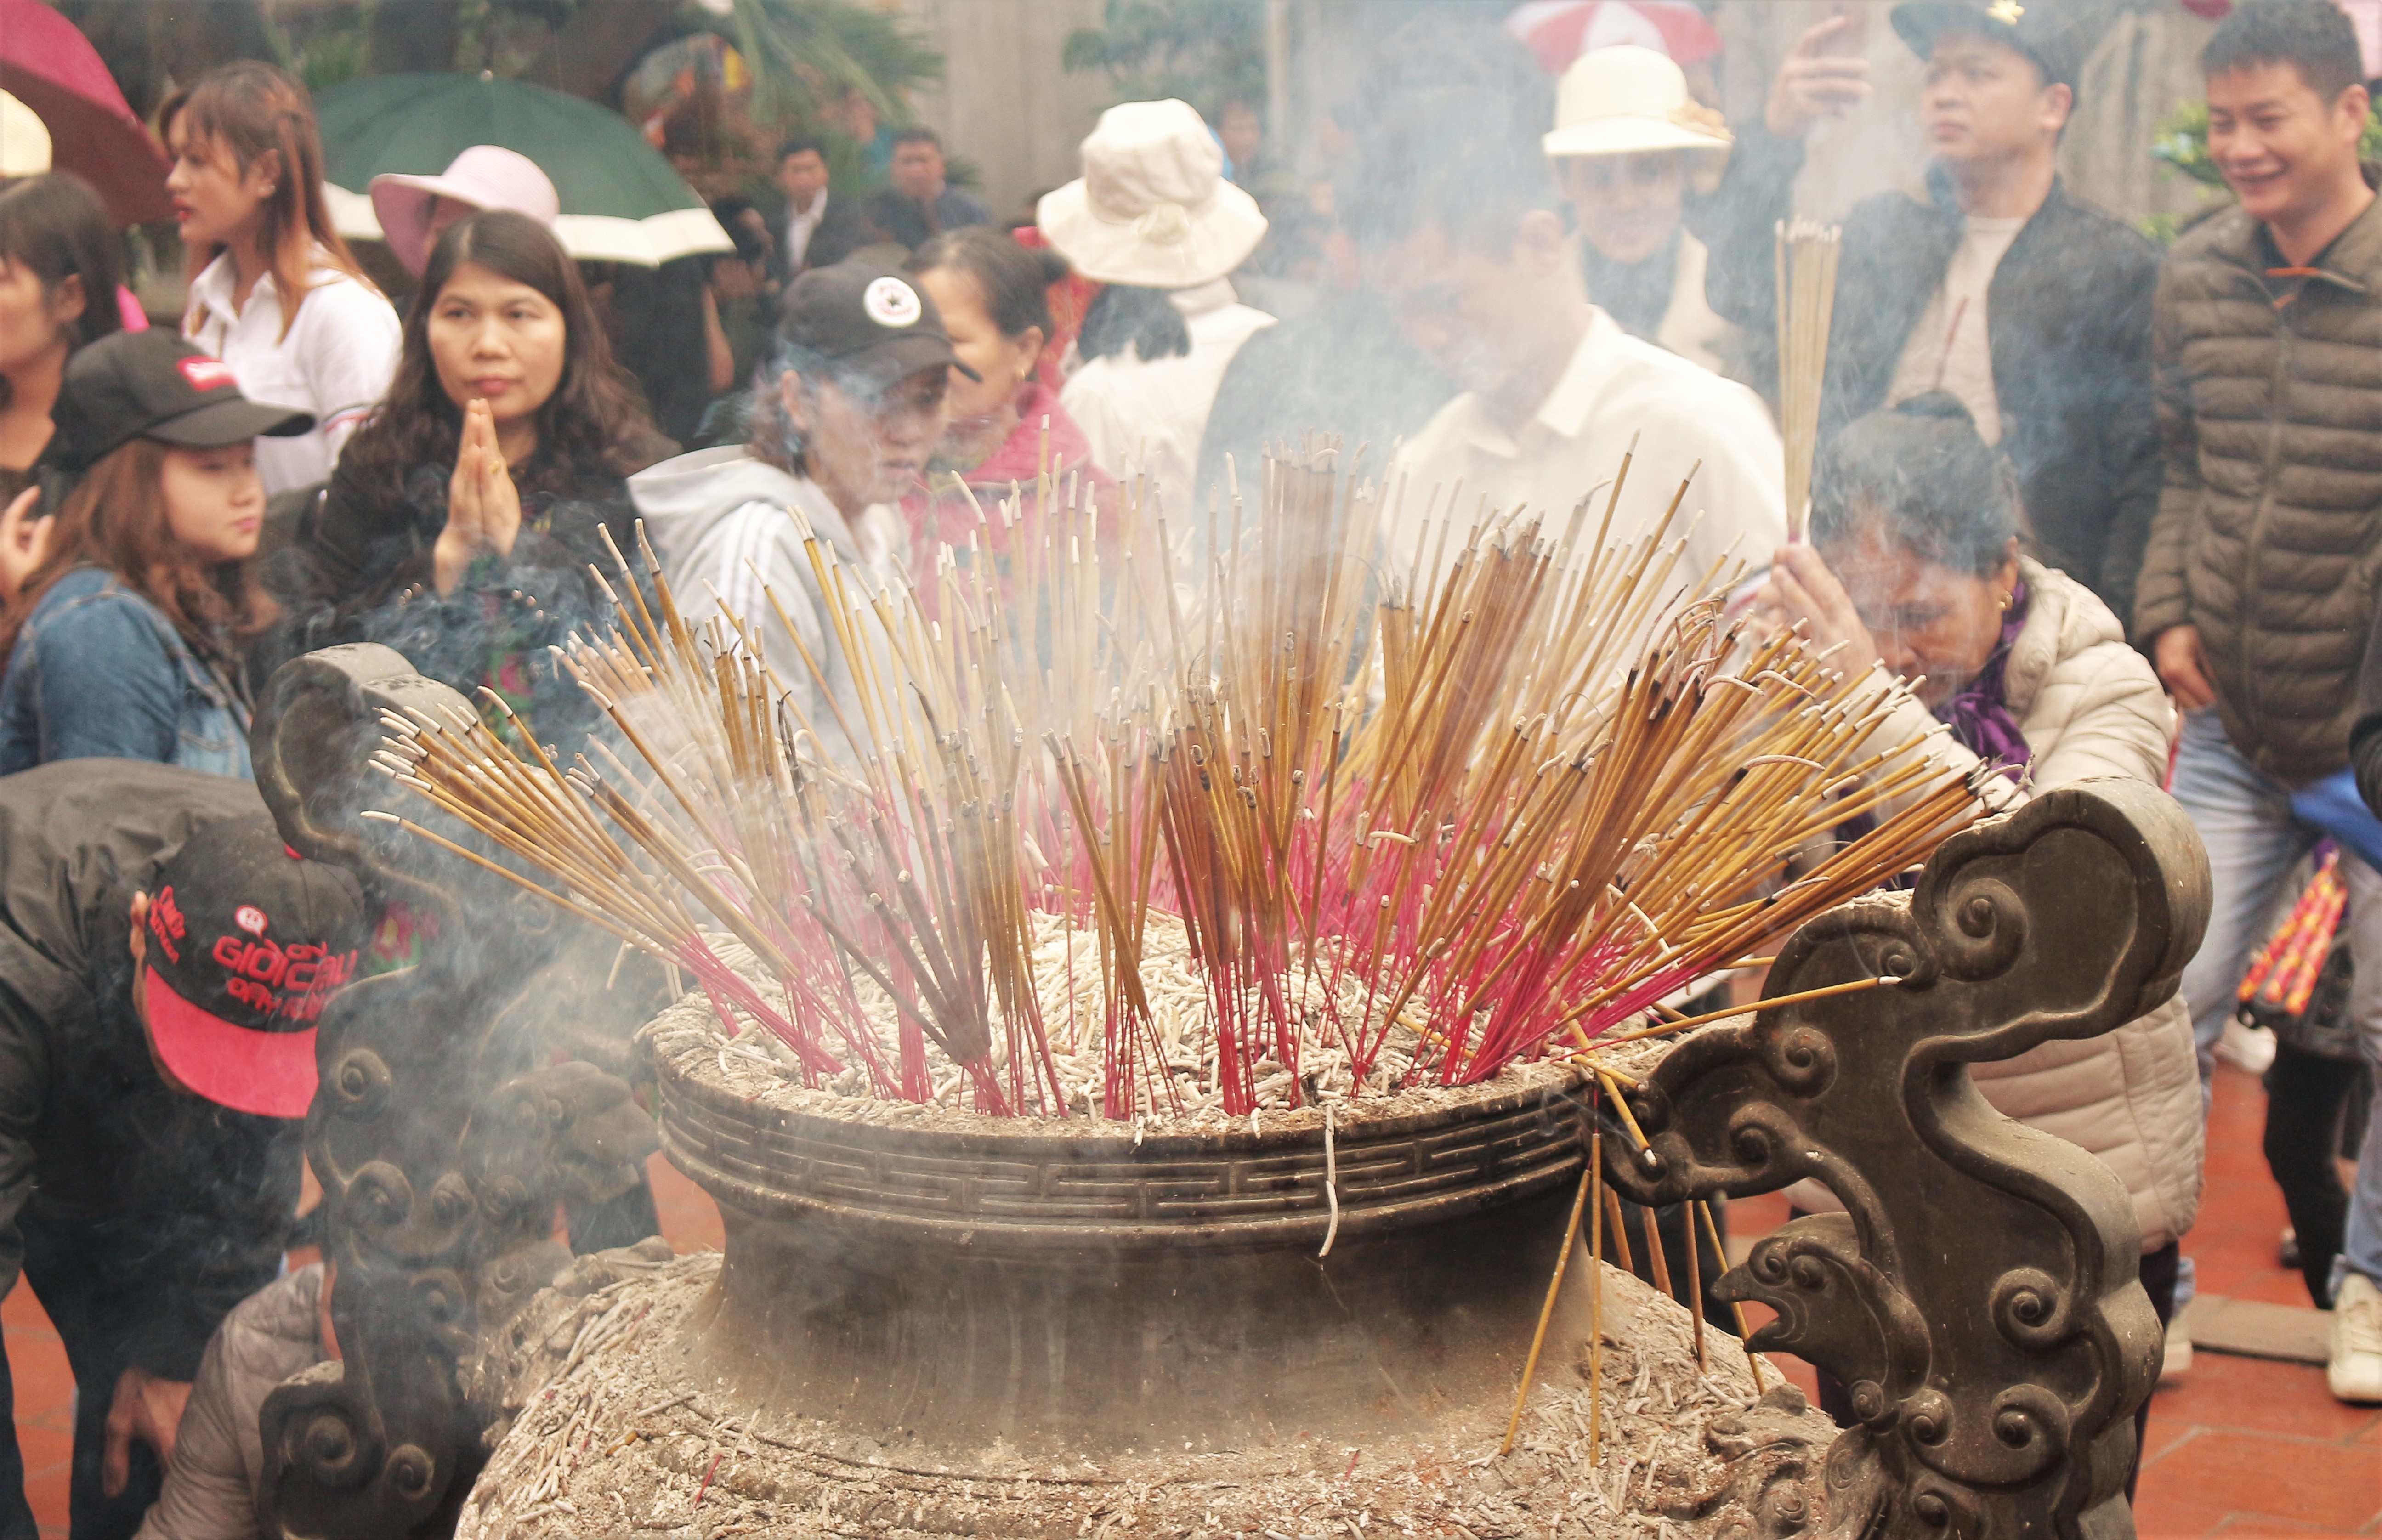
1698,130,2164,628
0,761,299,1380
277,444,667,745
768,191,874,282
866,186,992,253
1192,287,1454,530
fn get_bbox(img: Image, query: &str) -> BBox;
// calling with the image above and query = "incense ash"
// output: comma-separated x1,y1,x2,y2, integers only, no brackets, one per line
686,921,1435,1124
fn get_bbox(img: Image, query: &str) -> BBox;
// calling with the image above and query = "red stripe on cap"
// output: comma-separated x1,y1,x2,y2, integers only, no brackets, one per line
177,356,238,392
143,967,317,1118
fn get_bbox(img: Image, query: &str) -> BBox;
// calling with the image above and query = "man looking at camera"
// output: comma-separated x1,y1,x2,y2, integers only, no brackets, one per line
1699,0,2162,623
2135,0,2382,1406
0,761,365,1538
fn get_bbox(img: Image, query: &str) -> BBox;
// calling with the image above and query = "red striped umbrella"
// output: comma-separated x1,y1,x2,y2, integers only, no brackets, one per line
1504,1,1724,73
0,0,169,226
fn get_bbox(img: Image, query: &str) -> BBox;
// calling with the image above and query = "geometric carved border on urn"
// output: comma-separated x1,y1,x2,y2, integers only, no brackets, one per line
1606,780,2209,1540
247,645,660,1540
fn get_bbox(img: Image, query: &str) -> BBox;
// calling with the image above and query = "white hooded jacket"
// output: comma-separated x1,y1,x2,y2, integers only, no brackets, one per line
1791,559,2202,1254
628,447,907,762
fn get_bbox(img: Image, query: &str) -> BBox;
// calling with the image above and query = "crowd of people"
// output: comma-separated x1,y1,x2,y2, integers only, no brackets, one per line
0,0,2378,1534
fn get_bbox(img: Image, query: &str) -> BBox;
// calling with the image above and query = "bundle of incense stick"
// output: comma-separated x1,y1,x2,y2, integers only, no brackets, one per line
1775,218,1842,540
369,443,1985,1121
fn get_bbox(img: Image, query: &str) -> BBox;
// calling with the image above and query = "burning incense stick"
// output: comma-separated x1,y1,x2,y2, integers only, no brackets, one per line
1776,218,1842,541
371,442,1981,1124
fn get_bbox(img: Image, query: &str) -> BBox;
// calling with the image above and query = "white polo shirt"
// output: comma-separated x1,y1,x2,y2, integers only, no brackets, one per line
1388,306,1785,600
183,250,403,497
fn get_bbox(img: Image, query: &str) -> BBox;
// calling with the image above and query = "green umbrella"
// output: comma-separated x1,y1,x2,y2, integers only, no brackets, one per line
315,72,730,267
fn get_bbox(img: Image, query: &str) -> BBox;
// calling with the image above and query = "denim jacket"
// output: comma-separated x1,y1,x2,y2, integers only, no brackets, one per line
0,566,252,779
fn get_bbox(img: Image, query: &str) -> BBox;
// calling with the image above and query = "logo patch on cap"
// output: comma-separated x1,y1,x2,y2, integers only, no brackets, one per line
178,356,238,392
863,276,923,329
235,904,268,935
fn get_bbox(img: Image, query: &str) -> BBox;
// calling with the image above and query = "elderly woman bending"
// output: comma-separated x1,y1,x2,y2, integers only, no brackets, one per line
1755,391,2200,1489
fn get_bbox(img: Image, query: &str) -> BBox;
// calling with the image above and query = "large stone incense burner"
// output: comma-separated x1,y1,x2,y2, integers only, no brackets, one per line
658,1039,1587,1454
249,651,2209,1540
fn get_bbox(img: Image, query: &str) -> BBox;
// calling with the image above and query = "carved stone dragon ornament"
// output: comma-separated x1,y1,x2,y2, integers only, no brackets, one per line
1607,780,2210,1540
249,645,659,1540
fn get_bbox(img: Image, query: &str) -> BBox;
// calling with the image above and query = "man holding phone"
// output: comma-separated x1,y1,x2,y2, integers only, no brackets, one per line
1698,0,2163,627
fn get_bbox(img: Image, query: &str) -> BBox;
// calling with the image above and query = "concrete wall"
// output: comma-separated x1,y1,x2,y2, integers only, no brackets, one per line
893,0,1113,226
886,0,2222,240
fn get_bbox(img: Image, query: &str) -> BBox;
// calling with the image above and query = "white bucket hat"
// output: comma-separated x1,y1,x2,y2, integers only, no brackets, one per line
0,91,51,178
1542,45,1731,183
369,145,562,275
1037,100,1266,290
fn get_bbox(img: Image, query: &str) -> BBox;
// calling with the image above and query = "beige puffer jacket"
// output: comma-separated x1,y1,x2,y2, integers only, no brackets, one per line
1790,559,2203,1253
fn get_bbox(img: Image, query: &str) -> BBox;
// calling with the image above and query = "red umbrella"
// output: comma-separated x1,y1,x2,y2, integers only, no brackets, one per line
0,0,169,225
1504,1,1724,74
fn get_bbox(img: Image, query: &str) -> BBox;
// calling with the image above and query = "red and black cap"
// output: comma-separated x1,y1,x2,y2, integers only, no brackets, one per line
141,817,368,1120
777,260,980,396
50,330,313,473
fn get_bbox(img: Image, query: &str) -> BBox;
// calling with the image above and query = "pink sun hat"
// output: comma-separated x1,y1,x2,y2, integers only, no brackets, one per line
369,145,561,275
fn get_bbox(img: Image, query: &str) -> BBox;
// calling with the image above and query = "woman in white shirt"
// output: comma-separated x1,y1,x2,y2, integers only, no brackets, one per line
1038,99,1272,535
163,62,401,497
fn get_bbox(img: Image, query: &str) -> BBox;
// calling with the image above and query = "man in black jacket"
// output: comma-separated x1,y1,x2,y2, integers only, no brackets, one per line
769,137,873,283
1699,0,2164,628
866,127,991,254
0,762,364,1540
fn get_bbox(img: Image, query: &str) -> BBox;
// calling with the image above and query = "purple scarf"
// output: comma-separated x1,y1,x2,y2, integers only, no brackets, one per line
1935,579,2032,773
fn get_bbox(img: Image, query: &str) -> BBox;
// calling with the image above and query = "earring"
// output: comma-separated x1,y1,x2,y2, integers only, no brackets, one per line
1996,592,2011,611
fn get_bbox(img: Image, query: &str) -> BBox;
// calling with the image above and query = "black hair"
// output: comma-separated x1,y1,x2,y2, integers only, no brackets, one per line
1338,90,1558,256
907,226,1066,341
777,136,826,164
709,196,769,266
890,125,943,153
1077,284,1190,364
2204,0,2366,102
746,340,831,471
1812,393,2025,578
0,174,125,409
343,210,663,494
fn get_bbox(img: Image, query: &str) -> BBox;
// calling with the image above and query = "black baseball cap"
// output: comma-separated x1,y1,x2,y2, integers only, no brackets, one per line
50,330,313,473
140,816,368,1119
777,260,980,395
1892,0,2079,91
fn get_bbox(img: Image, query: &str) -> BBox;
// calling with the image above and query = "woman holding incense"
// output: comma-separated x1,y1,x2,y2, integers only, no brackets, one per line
631,260,963,760
0,331,311,777
282,209,673,742
1752,391,2198,1489
902,227,1116,607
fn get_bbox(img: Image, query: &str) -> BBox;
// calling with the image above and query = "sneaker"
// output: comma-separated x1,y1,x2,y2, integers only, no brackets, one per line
2328,1272,2382,1404
2216,1017,2277,1075
2161,1304,2192,1384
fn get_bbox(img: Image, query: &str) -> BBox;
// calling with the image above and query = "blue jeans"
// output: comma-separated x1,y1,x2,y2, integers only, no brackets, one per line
2171,709,2382,1294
